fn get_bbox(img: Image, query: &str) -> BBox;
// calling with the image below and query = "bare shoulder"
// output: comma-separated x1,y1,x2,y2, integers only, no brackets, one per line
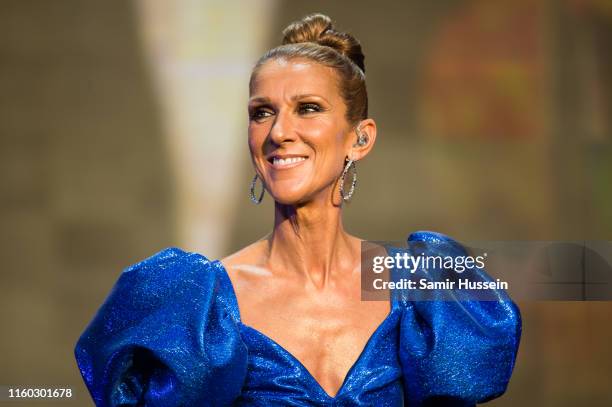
219,238,271,291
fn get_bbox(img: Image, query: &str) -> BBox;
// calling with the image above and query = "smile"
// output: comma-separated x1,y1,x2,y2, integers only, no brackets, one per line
267,155,309,169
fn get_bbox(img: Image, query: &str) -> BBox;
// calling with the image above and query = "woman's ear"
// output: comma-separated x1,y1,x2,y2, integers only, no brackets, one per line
349,118,377,161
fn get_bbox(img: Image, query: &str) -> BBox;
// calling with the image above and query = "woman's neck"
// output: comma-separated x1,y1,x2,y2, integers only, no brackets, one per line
266,197,360,290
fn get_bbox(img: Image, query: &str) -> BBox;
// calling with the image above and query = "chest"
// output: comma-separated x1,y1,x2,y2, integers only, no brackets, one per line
237,289,390,398
237,313,404,405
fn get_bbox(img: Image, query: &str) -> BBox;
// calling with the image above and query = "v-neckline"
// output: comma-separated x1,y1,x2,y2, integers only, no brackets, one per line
211,258,398,400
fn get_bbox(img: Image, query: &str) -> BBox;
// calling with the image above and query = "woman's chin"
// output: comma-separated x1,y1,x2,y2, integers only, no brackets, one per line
266,181,310,204
270,194,304,206
268,189,312,206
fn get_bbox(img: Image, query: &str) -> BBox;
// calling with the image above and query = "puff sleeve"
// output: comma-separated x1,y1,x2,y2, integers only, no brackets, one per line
74,248,248,407
397,231,521,406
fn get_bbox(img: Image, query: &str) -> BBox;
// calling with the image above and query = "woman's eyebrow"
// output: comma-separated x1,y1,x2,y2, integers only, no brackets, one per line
291,94,329,103
248,94,330,104
248,96,270,105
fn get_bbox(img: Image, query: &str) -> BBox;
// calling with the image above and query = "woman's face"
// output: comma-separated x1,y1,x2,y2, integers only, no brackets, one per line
248,58,354,205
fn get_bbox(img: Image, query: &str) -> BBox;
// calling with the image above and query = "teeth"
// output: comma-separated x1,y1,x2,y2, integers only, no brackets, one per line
272,156,306,166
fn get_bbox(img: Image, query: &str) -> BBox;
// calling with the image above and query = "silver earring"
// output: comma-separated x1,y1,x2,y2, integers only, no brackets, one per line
356,127,368,146
358,133,367,146
250,174,265,204
339,158,357,202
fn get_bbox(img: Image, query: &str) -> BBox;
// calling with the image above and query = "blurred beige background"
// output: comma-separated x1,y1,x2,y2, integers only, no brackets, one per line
1,0,611,405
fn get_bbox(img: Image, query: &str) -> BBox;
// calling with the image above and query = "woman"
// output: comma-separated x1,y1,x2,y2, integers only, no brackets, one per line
75,13,521,406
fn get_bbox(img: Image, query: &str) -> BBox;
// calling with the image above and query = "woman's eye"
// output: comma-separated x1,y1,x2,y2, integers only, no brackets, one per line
298,103,321,114
250,109,273,121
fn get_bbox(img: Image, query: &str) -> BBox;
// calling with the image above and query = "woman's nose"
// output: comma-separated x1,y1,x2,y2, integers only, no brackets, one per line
268,110,296,145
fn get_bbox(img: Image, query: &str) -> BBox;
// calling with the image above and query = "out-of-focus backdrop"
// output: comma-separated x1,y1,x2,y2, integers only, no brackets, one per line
1,0,611,405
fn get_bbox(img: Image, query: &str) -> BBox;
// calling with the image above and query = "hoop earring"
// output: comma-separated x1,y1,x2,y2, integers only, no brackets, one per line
249,174,265,204
339,158,357,202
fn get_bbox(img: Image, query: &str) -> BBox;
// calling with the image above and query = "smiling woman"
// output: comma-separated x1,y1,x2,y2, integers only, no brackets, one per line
247,60,374,206
74,13,521,406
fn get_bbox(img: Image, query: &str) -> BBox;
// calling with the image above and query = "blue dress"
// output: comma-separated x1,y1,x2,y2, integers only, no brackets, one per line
75,231,521,406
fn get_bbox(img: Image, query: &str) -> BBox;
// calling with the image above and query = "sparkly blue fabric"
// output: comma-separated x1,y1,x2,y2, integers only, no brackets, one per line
75,231,521,406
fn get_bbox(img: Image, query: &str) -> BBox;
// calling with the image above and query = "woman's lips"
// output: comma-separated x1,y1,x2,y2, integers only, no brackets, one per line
267,155,309,169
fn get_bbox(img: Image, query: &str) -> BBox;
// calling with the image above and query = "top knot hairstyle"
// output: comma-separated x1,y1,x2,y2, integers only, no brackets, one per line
250,13,368,126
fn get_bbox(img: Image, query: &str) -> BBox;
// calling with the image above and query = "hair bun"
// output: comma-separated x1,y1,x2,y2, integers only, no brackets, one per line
281,13,365,73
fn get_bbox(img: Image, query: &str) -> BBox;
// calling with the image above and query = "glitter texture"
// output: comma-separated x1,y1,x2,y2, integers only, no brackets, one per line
75,231,521,406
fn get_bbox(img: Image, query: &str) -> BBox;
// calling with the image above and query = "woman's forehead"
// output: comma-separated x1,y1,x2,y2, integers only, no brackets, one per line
250,58,340,100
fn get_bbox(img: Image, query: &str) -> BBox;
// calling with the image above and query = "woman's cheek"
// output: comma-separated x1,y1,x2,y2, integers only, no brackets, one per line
247,131,264,155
